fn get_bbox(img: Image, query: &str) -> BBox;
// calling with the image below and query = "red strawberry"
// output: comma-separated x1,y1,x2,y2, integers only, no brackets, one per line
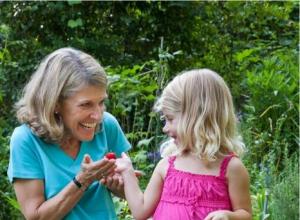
105,152,116,159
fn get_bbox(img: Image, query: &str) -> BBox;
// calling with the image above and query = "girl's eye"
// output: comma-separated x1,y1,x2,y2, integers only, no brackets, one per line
166,116,173,122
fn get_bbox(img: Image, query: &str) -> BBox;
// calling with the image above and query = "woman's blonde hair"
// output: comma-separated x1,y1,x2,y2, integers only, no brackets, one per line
15,47,107,143
155,69,245,161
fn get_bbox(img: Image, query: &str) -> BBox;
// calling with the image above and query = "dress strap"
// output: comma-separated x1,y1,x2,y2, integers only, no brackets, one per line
168,156,176,169
219,154,236,178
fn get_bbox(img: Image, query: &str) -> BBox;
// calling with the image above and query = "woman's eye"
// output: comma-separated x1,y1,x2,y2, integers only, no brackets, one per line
81,103,91,107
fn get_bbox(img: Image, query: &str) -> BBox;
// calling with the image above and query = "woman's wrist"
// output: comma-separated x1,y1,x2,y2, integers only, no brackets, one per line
74,173,92,191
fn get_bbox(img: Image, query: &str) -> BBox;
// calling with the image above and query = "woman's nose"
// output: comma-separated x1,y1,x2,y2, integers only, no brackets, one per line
90,105,104,120
90,111,101,120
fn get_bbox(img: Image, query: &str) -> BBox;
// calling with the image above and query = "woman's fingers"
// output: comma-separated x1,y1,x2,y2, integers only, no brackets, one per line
81,156,115,181
104,174,124,191
83,154,93,163
96,158,116,178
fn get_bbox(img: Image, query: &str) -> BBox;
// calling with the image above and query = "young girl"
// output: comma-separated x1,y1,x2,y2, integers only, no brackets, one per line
116,69,252,220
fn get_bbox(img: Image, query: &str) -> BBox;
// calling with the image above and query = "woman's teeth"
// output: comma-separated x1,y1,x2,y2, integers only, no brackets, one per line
81,122,96,128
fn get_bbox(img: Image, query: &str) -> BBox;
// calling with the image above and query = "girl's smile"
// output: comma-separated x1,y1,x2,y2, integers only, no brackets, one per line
162,113,180,145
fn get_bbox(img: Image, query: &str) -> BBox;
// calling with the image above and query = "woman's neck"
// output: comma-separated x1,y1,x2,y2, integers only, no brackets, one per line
60,138,80,159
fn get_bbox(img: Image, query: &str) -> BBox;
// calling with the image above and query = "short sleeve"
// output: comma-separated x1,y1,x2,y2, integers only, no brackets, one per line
102,112,131,157
7,125,44,183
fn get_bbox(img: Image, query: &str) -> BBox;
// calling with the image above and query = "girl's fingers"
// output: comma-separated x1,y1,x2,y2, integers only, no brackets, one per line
134,170,144,177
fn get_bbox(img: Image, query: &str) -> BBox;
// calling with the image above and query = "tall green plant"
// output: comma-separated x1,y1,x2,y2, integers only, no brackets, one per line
270,156,299,220
106,38,181,150
240,48,298,172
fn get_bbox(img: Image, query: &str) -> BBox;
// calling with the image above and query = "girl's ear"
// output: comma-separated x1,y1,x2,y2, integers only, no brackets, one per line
54,103,61,114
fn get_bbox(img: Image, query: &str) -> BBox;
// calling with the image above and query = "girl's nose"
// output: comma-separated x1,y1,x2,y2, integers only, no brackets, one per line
162,124,168,134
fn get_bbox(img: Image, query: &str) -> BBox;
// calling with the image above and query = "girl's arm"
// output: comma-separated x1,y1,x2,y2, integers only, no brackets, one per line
204,157,252,220
117,153,166,220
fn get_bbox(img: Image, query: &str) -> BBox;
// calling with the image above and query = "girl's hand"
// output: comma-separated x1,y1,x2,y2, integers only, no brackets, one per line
204,210,229,220
78,154,116,185
115,152,134,174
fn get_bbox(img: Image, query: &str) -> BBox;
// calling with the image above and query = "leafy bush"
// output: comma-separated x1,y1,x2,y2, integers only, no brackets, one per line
0,127,22,219
270,156,299,220
0,1,298,219
241,48,298,172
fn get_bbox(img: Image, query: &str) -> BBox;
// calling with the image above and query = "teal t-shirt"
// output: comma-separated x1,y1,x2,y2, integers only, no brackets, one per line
7,112,131,220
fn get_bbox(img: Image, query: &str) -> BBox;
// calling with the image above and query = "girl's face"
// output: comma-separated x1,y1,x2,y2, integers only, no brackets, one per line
58,85,107,142
162,112,180,145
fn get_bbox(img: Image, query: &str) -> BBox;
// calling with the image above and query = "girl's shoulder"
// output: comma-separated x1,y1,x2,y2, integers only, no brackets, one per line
225,156,249,179
156,157,170,170
154,156,172,179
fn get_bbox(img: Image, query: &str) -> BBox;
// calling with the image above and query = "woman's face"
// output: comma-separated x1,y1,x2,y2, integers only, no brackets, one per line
58,85,107,142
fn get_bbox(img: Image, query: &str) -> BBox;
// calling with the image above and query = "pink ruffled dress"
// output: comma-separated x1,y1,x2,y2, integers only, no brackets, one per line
152,155,234,220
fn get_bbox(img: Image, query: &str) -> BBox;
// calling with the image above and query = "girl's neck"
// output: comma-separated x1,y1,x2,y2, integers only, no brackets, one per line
175,153,224,176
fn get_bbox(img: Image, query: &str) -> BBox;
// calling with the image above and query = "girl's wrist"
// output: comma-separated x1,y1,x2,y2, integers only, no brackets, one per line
121,167,136,177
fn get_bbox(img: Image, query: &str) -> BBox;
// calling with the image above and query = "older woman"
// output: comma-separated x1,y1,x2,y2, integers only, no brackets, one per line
7,47,131,219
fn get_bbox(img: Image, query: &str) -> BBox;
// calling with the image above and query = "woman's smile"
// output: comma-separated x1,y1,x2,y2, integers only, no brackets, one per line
58,85,107,141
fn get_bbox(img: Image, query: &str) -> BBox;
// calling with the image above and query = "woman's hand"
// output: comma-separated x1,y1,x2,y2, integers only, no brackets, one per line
77,154,116,187
100,173,125,198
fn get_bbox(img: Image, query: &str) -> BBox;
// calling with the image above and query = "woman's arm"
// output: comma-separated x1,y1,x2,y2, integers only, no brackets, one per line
14,155,116,220
116,153,166,220
204,157,252,220
14,176,85,220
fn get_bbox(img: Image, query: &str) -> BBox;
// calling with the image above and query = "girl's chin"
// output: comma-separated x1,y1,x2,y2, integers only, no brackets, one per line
174,139,179,145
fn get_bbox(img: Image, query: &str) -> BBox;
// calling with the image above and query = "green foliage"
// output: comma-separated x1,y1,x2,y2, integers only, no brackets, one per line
0,127,22,219
241,48,298,172
112,197,132,220
270,156,299,220
251,188,269,220
0,1,298,219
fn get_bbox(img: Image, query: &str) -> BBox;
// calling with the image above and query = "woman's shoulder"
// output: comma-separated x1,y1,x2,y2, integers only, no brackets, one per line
102,112,119,126
11,124,34,140
10,124,40,152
